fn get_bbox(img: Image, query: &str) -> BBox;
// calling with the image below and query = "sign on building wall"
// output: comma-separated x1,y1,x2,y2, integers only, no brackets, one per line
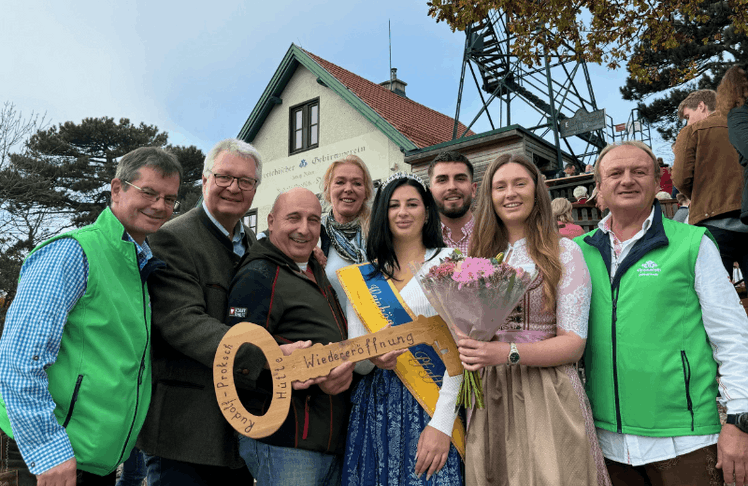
264,145,367,194
253,133,394,230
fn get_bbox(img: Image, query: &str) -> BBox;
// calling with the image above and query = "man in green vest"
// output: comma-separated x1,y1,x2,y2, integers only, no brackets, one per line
0,147,182,486
575,141,748,485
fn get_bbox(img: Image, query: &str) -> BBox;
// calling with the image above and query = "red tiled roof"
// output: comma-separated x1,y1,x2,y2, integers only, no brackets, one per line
304,50,474,149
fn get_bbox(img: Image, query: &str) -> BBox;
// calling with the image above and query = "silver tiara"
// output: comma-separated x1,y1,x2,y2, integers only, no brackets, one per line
381,172,426,191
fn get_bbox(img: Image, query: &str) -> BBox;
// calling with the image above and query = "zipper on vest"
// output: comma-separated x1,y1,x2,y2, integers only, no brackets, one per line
62,375,84,428
302,395,311,440
611,287,623,433
117,281,150,465
681,351,695,431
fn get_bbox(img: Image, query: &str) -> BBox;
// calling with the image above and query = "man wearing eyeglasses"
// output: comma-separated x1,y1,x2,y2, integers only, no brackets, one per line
0,147,182,486
137,139,269,486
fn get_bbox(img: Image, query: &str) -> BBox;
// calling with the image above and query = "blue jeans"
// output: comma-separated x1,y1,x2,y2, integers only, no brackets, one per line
116,448,147,486
238,436,342,486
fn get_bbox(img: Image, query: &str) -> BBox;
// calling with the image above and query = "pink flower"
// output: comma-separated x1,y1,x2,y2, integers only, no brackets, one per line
451,257,496,284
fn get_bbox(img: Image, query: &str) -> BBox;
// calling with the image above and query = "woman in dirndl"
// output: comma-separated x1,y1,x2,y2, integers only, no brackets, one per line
458,153,611,486
338,172,464,486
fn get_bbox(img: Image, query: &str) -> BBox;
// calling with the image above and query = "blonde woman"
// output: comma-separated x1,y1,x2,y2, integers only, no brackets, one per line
320,155,374,309
551,197,585,238
459,154,610,486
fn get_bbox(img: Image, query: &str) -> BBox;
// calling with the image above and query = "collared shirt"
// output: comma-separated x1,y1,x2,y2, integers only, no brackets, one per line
440,215,474,254
0,232,152,475
202,201,247,257
594,208,748,466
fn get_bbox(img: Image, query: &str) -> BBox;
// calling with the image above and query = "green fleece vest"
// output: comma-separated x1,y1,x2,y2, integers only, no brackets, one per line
0,208,152,475
576,218,720,437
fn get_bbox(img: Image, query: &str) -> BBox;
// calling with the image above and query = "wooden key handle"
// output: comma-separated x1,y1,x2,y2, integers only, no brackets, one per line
214,322,292,439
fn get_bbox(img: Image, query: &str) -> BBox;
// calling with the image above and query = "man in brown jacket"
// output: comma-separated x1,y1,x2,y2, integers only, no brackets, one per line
138,139,263,485
672,90,748,277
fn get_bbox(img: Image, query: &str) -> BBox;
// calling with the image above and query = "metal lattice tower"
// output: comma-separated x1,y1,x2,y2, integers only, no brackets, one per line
453,11,620,169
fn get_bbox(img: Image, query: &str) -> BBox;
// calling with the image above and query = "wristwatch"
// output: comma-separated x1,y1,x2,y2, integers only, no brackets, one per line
726,413,748,434
507,342,520,365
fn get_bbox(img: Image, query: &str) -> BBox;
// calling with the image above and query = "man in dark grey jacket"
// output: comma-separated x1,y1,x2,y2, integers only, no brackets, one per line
227,187,353,486
728,101,748,225
138,139,262,485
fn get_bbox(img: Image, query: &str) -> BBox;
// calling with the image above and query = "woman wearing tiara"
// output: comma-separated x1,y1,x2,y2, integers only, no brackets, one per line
337,172,464,486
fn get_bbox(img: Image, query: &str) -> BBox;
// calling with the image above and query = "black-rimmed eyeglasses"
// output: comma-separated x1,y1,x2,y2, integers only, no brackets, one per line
209,171,258,191
124,181,179,209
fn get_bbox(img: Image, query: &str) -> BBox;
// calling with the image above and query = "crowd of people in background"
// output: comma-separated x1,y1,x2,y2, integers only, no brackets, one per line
0,67,747,486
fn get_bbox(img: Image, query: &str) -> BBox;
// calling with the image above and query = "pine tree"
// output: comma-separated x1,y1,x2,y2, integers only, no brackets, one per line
0,115,206,313
4,117,204,226
167,143,205,214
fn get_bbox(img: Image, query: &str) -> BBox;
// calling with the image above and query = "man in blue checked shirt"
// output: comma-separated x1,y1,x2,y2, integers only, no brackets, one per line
0,147,182,486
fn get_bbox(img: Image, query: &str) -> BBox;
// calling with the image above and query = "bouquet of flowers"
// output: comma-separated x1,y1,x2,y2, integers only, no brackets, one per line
410,250,535,409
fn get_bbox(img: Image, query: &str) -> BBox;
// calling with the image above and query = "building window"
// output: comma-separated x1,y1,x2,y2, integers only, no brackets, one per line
243,209,258,235
289,98,319,154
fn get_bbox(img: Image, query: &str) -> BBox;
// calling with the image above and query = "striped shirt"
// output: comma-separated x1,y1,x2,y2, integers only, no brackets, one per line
0,233,151,475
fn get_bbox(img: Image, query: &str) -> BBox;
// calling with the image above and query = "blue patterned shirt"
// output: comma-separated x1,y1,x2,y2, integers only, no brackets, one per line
0,233,151,475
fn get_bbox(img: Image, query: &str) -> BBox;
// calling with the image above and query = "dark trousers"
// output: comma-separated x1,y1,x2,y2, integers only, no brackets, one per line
144,454,252,486
604,444,721,486
0,431,116,486
699,224,748,280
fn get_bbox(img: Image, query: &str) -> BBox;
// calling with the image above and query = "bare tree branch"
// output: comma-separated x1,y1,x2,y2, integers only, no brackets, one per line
0,101,48,169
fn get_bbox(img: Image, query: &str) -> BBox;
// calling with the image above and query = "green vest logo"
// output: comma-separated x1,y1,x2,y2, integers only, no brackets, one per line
637,260,661,277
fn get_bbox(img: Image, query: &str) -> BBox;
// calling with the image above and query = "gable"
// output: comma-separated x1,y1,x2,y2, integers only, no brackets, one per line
237,44,472,151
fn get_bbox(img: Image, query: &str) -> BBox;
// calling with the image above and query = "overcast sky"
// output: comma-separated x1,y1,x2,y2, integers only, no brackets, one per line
1,0,672,161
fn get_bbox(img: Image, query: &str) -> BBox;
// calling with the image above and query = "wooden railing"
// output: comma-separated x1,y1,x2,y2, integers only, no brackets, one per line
571,203,604,233
570,199,679,233
546,173,595,201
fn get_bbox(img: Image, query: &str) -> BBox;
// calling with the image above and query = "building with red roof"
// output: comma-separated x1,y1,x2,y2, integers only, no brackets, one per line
236,44,474,231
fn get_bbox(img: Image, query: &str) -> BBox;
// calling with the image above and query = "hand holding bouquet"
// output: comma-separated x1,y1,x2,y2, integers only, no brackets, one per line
410,250,534,409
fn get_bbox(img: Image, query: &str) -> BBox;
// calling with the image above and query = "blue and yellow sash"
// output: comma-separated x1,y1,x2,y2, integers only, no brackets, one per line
337,263,466,459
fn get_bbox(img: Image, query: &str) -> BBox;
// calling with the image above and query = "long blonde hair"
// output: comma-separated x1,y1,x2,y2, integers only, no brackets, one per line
469,153,562,310
321,155,374,233
551,198,574,224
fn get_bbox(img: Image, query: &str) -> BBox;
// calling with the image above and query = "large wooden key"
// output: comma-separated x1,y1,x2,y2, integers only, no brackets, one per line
214,315,461,439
